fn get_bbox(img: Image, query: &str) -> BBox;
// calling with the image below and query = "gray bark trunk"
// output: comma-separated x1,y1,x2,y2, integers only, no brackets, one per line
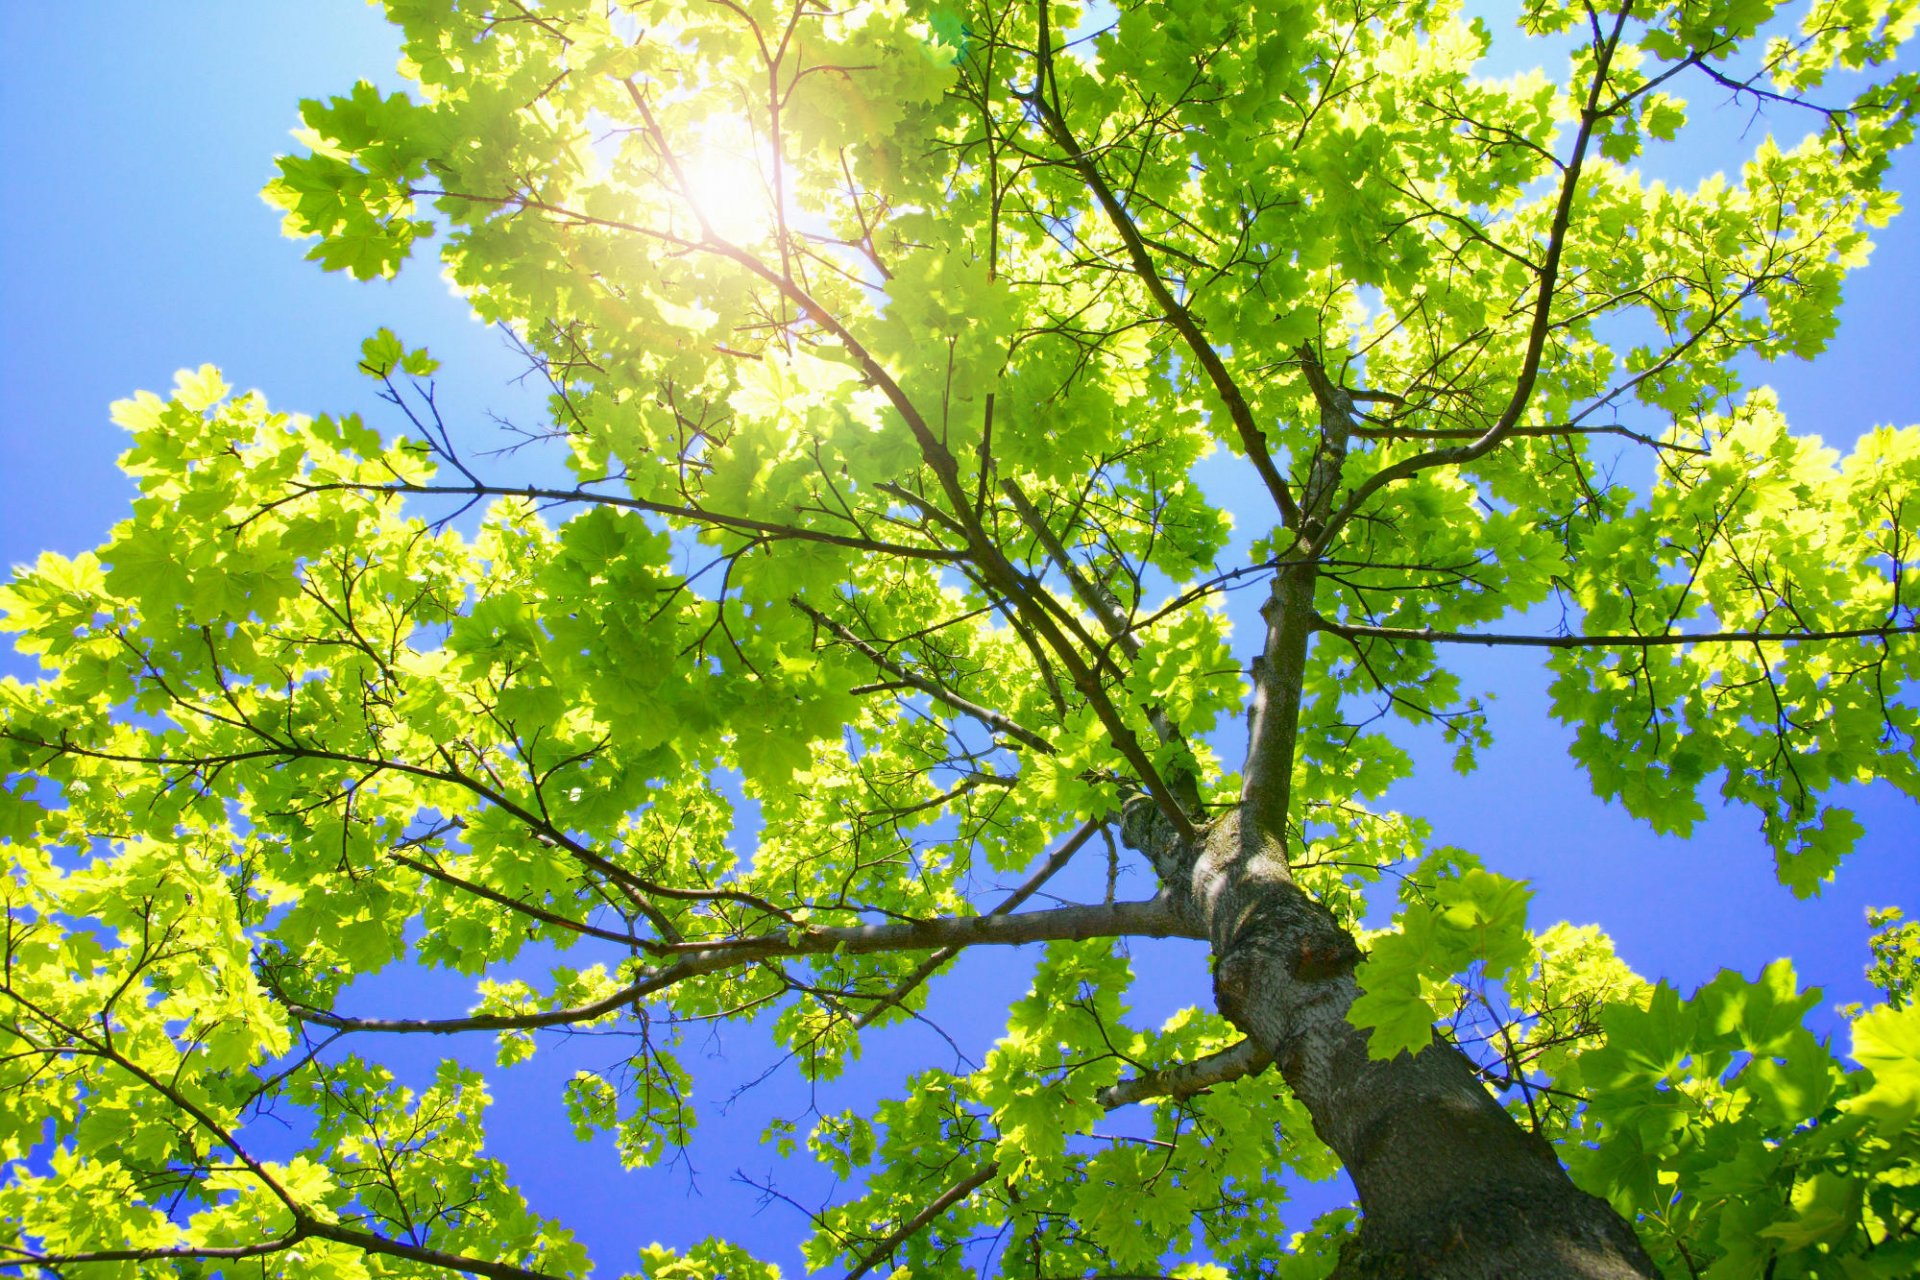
1126,804,1658,1278
1119,369,1659,1275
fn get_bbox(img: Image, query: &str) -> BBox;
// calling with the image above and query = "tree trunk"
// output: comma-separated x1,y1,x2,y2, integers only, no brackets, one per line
1123,555,1657,1275
1126,799,1658,1278
1111,367,1664,1277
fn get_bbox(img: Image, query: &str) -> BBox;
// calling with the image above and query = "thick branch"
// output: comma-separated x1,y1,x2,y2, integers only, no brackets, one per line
293,897,1199,1034
853,817,1103,1030
1241,353,1351,842
1096,1036,1272,1109
300,1220,564,1280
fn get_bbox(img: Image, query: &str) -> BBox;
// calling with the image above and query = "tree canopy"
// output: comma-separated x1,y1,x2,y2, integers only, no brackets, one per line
3,1,1920,1277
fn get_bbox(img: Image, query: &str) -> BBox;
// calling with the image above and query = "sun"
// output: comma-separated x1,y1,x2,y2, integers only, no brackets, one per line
674,121,781,245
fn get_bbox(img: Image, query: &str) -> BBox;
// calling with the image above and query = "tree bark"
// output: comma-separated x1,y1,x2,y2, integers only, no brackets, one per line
1117,366,1658,1277
1126,802,1657,1278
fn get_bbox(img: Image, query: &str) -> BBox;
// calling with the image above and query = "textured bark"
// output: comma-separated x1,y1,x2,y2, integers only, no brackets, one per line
1116,362,1657,1276
1126,805,1658,1278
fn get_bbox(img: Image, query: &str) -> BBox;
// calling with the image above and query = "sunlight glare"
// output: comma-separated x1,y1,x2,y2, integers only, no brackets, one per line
676,121,779,244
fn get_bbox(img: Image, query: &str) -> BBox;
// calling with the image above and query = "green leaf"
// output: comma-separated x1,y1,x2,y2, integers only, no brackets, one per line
1847,1000,1920,1127
9,5,1920,1278
1758,1171,1863,1248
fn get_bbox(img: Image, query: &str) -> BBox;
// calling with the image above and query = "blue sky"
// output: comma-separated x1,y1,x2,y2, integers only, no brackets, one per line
2,3,1917,1276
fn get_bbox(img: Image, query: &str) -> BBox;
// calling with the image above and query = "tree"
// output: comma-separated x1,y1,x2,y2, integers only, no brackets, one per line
1,0,1918,1276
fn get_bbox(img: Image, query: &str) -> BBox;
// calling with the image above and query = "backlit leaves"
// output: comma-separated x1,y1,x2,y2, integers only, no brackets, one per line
1564,960,1920,1275
4,0,1919,1276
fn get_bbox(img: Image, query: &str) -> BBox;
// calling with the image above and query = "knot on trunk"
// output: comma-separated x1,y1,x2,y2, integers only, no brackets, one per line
1211,945,1261,1028
1210,886,1364,1073
1179,810,1362,1064
1119,791,1199,885
1195,813,1357,973
1213,880,1361,987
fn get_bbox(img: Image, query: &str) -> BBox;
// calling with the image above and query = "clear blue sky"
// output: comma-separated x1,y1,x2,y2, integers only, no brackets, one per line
2,4,1916,1275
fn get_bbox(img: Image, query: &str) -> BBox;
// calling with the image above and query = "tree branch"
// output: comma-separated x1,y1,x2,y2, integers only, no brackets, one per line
1316,618,1920,650
0,1234,309,1271
292,897,1200,1034
0,983,568,1280
997,478,1204,811
9,1223,575,1280
274,478,961,563
1024,40,1300,529
1096,1036,1272,1109
842,1161,1000,1280
1316,5,1632,553
388,850,644,949
790,596,1054,752
840,1034,1272,1278
301,1219,566,1280
1241,351,1352,843
852,816,1104,1030
1000,477,1139,656
1349,420,1708,456
425,129,1201,845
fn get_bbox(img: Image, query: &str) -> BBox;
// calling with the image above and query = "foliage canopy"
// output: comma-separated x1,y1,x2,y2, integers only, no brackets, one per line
3,0,1920,1276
